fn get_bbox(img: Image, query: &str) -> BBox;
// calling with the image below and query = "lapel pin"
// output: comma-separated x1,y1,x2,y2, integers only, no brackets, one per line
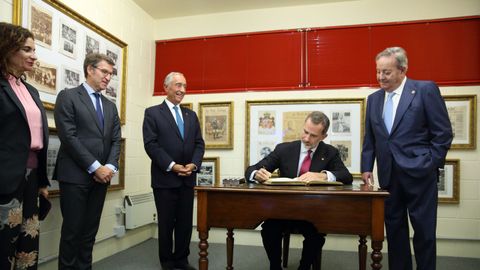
321,158,325,161
411,90,415,94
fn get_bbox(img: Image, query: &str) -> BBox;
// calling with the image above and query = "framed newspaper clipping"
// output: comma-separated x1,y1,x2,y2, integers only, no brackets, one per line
444,95,477,149
198,101,234,149
438,159,459,204
13,0,128,125
196,157,220,187
246,98,365,178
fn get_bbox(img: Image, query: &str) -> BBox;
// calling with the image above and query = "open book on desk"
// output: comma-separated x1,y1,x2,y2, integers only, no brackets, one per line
263,177,343,186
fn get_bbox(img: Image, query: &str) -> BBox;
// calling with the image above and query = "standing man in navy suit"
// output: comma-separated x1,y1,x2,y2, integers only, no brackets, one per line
143,72,205,270
361,47,453,270
54,53,121,269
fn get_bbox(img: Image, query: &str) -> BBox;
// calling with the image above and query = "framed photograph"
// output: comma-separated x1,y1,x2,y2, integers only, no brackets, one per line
46,128,125,196
198,102,234,149
196,157,220,186
438,159,459,204
14,0,128,125
246,99,365,178
444,95,477,149
180,102,193,110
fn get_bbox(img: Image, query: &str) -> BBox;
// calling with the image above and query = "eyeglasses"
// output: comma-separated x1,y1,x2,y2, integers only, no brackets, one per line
92,65,113,77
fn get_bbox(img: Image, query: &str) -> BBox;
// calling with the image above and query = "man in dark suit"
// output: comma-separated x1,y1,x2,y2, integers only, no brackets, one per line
361,47,453,270
245,111,353,270
54,53,121,269
143,72,205,270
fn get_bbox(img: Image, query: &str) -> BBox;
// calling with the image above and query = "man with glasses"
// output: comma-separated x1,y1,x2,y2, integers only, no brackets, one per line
54,53,121,269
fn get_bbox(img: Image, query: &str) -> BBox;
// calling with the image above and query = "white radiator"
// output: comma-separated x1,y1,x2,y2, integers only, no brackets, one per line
124,193,157,229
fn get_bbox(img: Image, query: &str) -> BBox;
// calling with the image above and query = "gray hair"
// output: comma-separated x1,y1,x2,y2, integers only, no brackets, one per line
376,47,408,70
164,72,184,87
305,111,330,134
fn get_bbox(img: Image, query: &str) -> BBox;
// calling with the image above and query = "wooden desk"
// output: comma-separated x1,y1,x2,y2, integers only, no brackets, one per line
195,184,388,270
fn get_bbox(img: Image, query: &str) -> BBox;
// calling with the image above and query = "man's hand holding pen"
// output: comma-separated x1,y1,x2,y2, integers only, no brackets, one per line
254,167,272,183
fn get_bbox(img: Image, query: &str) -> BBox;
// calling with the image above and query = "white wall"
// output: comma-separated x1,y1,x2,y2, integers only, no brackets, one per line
151,0,480,259
0,0,13,22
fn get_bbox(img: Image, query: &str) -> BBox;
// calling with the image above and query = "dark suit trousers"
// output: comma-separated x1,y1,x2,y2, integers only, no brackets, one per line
385,163,438,270
261,219,325,270
153,186,194,267
58,181,108,270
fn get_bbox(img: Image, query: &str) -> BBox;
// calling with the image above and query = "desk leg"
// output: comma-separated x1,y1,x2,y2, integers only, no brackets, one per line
226,228,234,270
199,230,209,270
358,235,367,270
370,240,383,270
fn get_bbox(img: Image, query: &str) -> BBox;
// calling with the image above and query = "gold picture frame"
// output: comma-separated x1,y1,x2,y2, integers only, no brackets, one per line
198,101,234,149
443,95,477,149
438,159,459,204
245,98,365,178
46,127,125,196
196,157,220,187
13,0,128,125
180,102,193,110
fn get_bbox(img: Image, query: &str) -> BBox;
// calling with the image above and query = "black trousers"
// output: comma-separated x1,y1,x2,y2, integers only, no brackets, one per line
261,219,325,270
58,181,107,270
0,169,40,270
153,186,194,268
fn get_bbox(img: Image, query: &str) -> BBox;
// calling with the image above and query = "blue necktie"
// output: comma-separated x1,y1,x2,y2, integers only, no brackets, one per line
383,92,395,134
173,106,184,139
94,93,104,131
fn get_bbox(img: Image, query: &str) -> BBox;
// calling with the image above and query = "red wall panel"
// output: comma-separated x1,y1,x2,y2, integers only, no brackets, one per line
154,39,204,95
203,36,248,91
246,31,303,89
307,27,373,88
154,16,480,95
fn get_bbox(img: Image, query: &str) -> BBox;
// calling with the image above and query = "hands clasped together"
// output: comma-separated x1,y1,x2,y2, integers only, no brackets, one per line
172,163,197,177
93,166,115,183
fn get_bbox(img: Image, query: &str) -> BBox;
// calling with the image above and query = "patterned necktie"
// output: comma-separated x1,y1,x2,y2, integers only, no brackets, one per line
383,92,395,134
299,150,312,176
173,106,184,139
94,93,104,131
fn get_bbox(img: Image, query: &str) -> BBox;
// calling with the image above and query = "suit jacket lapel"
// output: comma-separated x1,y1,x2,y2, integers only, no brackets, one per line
160,101,183,140
310,142,328,172
391,79,416,134
77,86,103,133
372,92,389,135
0,79,28,122
182,108,190,140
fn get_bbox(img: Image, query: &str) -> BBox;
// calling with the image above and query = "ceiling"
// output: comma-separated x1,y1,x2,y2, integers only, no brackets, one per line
131,0,352,19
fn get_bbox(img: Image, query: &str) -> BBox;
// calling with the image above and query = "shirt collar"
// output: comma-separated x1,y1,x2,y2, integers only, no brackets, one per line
82,82,98,95
301,142,318,154
386,76,407,97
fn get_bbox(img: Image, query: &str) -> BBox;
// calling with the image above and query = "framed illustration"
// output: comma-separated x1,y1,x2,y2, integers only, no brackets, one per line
180,102,193,110
196,157,220,186
46,128,125,196
246,99,365,178
14,0,128,125
444,95,477,149
438,159,459,204
198,102,234,149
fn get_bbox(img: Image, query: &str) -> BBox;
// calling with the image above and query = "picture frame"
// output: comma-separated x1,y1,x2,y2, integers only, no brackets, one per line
198,101,234,149
180,102,193,110
46,127,125,196
13,0,128,125
196,157,220,187
438,159,459,204
443,95,477,149
245,99,365,178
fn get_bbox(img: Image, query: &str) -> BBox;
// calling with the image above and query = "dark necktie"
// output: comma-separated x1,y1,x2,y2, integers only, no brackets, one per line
299,150,312,176
94,93,104,131
173,106,184,139
383,92,395,134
